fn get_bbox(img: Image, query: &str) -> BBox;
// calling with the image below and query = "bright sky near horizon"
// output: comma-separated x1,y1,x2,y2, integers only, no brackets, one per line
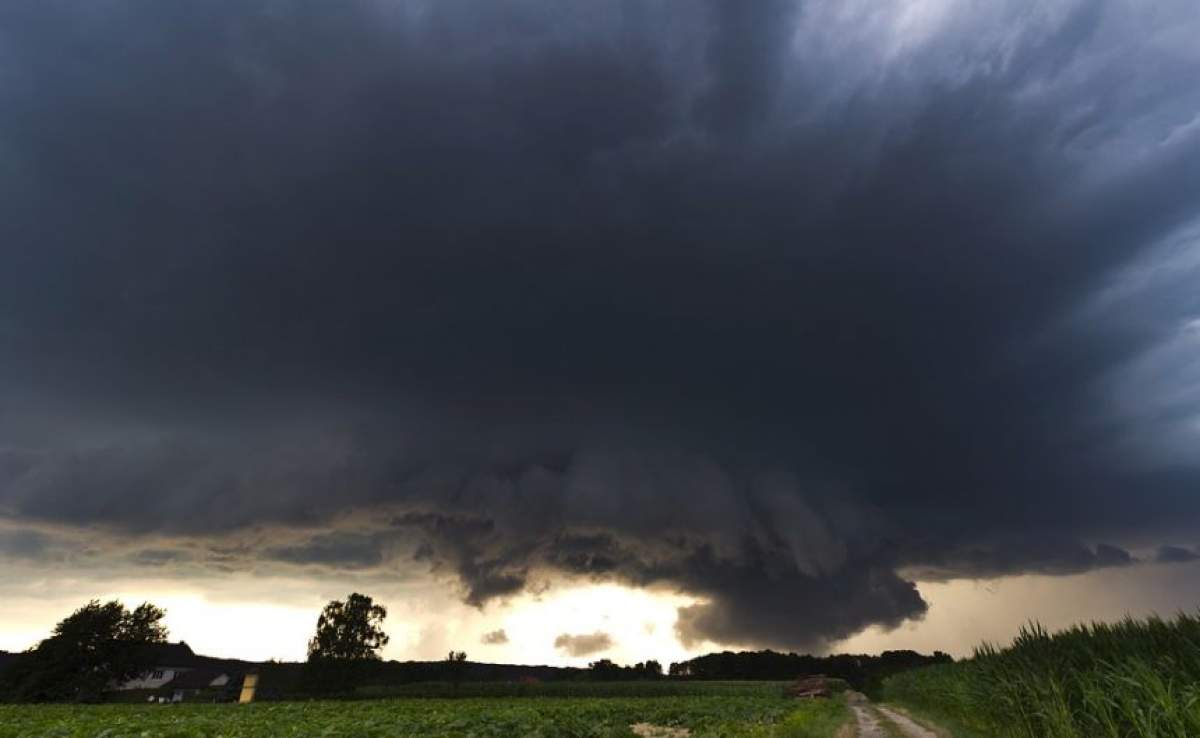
4,561,1200,665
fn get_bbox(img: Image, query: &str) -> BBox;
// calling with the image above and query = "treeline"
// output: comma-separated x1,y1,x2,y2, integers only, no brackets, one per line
586,659,663,680
260,656,661,698
669,649,953,692
0,592,953,702
258,658,589,699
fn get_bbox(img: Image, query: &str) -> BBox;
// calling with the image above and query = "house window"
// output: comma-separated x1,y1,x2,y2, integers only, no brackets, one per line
151,670,164,680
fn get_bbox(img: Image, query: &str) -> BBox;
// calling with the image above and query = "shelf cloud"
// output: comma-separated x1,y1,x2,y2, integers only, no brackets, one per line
2,0,1199,652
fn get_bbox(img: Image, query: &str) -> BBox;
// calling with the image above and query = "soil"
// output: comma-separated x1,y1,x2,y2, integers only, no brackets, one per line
876,705,939,738
845,692,942,738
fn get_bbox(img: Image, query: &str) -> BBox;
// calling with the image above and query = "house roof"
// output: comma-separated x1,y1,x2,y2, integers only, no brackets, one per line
137,642,198,667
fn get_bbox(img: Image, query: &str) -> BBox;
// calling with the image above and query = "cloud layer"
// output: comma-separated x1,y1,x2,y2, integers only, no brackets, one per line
555,632,615,658
2,0,1200,651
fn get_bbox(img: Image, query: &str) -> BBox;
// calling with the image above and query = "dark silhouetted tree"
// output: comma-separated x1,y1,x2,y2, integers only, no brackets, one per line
307,593,389,661
1,600,167,702
588,658,623,680
665,648,953,690
445,650,468,686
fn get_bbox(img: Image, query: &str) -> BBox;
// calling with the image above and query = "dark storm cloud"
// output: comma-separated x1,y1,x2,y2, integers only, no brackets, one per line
127,548,194,567
554,632,614,658
0,529,52,561
692,0,797,135
2,0,1200,650
1155,546,1200,564
265,531,391,569
898,536,1136,581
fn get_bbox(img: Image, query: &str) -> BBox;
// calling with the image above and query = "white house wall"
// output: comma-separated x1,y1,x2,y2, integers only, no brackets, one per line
116,666,192,690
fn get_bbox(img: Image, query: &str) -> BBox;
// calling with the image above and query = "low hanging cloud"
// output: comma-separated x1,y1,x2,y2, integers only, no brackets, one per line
1154,546,1200,564
554,632,615,658
481,629,509,646
1,0,1200,653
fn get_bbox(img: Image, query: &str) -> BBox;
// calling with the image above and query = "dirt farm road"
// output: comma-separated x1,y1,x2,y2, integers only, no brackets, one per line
845,692,940,738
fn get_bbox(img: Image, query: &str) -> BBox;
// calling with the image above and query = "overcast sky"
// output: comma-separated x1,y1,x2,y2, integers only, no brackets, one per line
2,0,1200,664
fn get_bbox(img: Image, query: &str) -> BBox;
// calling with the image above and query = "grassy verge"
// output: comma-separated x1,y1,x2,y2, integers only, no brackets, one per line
883,700,989,738
772,695,853,738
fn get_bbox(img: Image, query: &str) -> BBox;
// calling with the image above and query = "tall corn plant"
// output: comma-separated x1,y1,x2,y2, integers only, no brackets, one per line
881,611,1200,738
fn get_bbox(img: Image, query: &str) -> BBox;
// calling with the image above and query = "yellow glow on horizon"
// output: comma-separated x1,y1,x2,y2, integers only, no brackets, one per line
483,583,703,667
5,561,1198,665
107,591,320,662
0,574,707,666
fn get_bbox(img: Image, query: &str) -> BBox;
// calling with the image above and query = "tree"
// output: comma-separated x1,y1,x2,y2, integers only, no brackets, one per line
2,600,167,702
121,603,169,643
588,658,622,680
445,650,468,686
307,593,389,661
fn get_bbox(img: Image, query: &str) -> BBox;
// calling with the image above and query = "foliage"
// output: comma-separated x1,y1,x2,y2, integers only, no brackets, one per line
882,611,1200,738
307,593,389,662
445,650,468,685
301,593,390,696
588,659,664,681
773,696,852,738
0,690,850,738
669,649,951,692
0,600,167,703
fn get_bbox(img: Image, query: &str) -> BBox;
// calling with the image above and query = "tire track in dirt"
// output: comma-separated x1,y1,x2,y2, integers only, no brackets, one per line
845,692,941,738
876,705,939,738
846,692,890,737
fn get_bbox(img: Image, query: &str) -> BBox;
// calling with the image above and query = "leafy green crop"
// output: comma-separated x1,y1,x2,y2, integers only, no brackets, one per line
354,679,788,699
882,611,1200,738
0,690,849,738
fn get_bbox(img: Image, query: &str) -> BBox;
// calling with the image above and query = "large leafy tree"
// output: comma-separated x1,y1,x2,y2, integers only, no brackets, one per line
307,593,389,661
2,600,167,702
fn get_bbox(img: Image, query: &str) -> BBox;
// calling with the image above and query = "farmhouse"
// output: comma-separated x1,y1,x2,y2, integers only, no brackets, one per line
162,667,233,703
117,642,204,690
114,642,243,702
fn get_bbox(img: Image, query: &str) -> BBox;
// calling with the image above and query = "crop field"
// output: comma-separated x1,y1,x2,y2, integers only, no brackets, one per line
353,680,798,699
0,687,850,738
881,612,1200,738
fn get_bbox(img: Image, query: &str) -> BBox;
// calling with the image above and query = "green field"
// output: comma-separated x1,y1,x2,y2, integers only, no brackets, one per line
0,687,850,738
352,680,808,699
882,611,1200,738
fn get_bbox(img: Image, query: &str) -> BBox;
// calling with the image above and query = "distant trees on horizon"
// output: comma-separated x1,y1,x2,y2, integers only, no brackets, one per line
667,648,953,692
0,593,955,702
588,658,663,680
